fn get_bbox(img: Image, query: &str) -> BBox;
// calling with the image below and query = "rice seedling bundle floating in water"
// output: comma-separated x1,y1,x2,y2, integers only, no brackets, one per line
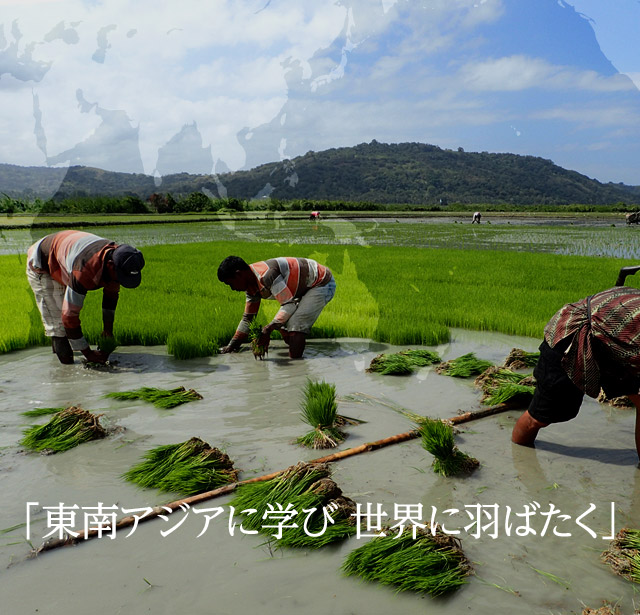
122,437,238,496
419,417,479,477
105,386,203,409
602,527,640,584
20,406,106,453
229,462,357,548
502,347,540,370
474,366,536,406
435,353,493,378
296,379,363,449
581,604,621,615
342,526,472,596
597,390,634,408
367,348,441,375
21,407,65,417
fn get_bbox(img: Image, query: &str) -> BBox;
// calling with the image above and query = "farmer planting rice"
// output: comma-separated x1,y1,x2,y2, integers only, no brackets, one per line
218,255,336,359
26,230,145,364
511,286,640,463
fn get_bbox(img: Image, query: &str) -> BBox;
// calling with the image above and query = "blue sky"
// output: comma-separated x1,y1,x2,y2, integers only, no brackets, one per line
0,0,639,188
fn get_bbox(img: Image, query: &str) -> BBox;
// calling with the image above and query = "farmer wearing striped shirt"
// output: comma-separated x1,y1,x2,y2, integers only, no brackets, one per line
27,230,145,364
218,256,336,359
512,286,640,463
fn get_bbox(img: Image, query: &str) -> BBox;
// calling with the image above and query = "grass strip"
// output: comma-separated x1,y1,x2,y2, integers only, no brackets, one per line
20,406,106,453
229,462,357,548
419,417,479,477
436,353,493,378
342,526,472,596
602,527,640,584
122,437,238,496
105,386,203,409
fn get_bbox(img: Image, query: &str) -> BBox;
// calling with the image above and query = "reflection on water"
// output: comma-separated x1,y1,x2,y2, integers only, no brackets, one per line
1,216,639,259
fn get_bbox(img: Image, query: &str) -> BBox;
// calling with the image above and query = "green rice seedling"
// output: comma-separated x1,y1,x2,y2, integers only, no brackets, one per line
166,332,219,360
474,366,536,406
248,318,268,360
483,382,535,406
342,526,472,596
367,353,413,375
97,335,118,355
297,380,348,449
503,348,540,370
367,348,441,375
400,348,441,366
105,386,203,409
122,437,238,496
436,353,493,378
21,407,64,417
20,406,106,453
419,417,479,477
229,462,357,549
602,527,640,584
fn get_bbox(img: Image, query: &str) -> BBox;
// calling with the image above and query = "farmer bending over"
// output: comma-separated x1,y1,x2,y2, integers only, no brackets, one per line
218,256,336,359
512,286,640,464
27,230,145,364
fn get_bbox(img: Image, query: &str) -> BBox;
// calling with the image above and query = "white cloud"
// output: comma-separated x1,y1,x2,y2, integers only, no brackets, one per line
459,55,637,92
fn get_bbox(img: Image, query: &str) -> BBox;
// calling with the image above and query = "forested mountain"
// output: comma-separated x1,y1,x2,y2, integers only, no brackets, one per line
2,141,639,206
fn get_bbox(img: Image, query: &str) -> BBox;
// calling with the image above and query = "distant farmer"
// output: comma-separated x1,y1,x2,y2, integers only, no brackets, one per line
27,230,145,364
472,212,481,224
309,211,321,221
511,286,640,463
218,256,336,359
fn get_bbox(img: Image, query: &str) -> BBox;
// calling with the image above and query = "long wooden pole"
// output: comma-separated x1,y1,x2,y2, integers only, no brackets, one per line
32,401,519,555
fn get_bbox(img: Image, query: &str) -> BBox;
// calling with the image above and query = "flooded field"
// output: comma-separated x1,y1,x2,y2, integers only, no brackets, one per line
2,214,639,258
2,331,640,615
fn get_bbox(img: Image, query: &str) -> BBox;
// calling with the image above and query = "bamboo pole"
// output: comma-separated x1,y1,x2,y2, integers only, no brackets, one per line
32,400,519,555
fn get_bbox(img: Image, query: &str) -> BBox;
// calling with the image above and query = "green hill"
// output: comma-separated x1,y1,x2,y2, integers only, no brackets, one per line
1,141,639,205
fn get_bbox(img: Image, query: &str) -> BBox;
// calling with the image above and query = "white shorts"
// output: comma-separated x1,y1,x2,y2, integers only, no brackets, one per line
283,278,336,334
26,262,66,337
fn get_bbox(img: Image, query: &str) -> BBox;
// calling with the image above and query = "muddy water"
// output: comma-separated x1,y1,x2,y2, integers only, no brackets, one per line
1,331,639,615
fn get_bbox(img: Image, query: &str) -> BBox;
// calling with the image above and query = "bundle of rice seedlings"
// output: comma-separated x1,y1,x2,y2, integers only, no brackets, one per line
503,348,540,370
602,527,640,584
582,603,620,615
97,335,118,355
122,437,238,496
597,390,634,408
20,406,106,453
105,386,203,409
248,318,268,360
367,349,441,375
435,353,493,378
229,462,357,548
474,366,536,406
419,417,479,477
297,380,355,449
21,407,64,417
342,526,472,596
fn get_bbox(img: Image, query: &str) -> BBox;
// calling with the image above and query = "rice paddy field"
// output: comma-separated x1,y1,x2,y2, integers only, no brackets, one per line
2,213,640,615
